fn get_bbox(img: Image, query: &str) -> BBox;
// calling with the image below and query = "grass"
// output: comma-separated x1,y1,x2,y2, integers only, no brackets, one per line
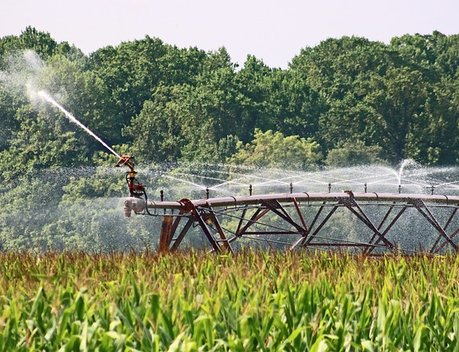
0,251,459,351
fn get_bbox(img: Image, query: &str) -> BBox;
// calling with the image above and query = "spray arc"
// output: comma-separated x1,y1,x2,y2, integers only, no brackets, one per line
37,90,151,217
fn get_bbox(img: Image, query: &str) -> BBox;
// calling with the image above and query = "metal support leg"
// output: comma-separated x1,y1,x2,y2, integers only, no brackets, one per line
365,206,407,254
159,216,174,253
302,206,339,247
430,208,458,253
207,205,234,254
194,210,222,253
170,218,194,251
413,200,458,252
343,200,394,250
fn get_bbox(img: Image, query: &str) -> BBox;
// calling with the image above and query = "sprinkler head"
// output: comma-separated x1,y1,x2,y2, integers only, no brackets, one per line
115,154,135,172
116,154,145,197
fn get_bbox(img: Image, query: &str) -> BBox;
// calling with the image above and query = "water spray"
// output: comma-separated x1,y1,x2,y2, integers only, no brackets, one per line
37,90,121,159
37,90,149,213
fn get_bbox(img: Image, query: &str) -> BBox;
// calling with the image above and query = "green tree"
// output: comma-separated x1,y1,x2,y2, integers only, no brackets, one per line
390,32,459,77
157,46,207,85
124,84,192,163
0,88,23,150
325,141,385,167
362,68,429,162
234,55,275,139
19,26,57,58
0,27,58,61
404,78,459,164
0,105,87,181
37,54,123,148
193,48,249,141
319,67,432,163
88,37,169,131
290,36,393,101
229,129,322,170
268,69,325,138
126,51,271,164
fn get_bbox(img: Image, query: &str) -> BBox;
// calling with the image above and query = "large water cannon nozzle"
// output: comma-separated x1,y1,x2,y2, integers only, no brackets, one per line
116,154,146,198
115,154,135,173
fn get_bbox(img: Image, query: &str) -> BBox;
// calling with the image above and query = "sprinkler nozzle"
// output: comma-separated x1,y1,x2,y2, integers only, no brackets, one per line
116,154,145,198
115,154,134,169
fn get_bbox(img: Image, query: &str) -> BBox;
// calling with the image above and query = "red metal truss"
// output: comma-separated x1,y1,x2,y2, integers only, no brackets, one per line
124,192,459,254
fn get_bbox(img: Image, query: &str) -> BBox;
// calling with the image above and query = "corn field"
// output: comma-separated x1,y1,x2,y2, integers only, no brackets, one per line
1,251,459,351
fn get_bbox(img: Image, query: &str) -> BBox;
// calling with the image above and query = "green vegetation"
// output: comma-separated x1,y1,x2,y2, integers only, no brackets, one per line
1,29,458,350
1,27,459,250
325,141,384,167
0,252,458,351
229,129,322,169
2,27,459,174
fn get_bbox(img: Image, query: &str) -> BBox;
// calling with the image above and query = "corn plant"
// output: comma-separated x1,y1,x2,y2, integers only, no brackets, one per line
0,251,459,351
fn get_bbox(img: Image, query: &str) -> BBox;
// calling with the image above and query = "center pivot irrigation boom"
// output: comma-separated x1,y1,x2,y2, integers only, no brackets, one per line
118,157,459,255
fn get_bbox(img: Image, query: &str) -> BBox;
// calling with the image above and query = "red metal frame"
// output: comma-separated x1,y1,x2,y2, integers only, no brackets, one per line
124,192,459,254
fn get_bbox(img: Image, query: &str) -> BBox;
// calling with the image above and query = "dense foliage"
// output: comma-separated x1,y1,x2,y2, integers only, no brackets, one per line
1,27,459,173
1,27,459,250
1,251,459,351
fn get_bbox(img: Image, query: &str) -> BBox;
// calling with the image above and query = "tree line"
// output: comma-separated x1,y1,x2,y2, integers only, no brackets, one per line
1,27,459,179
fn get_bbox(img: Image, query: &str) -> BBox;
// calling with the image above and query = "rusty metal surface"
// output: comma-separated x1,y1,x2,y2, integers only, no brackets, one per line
158,216,174,253
139,192,459,211
124,191,459,254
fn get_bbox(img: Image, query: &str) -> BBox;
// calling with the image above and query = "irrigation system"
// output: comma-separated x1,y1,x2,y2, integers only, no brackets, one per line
118,156,459,255
37,90,459,255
